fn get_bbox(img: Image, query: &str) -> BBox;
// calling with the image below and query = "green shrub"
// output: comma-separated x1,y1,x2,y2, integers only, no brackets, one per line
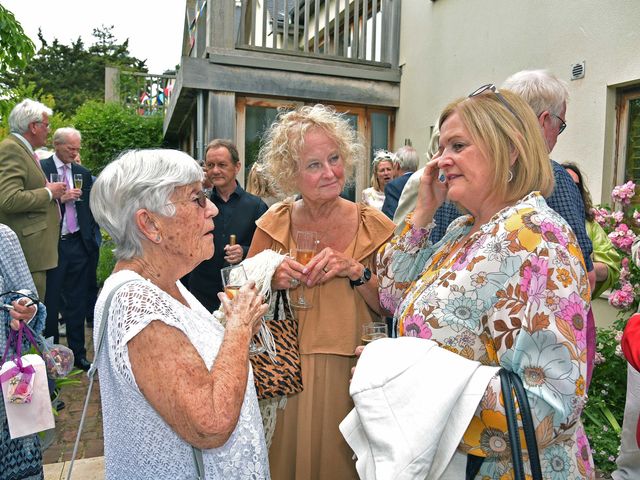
583,327,627,474
72,100,165,175
97,230,116,286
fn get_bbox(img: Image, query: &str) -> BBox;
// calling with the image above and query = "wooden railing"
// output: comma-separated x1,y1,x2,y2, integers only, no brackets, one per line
236,0,400,66
105,67,176,117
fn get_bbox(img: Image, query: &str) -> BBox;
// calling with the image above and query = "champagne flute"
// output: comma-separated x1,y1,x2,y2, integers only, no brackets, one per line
290,231,318,310
220,264,265,355
73,174,84,201
361,322,388,345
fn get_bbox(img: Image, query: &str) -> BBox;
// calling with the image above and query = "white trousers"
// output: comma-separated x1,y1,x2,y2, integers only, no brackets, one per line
612,364,640,479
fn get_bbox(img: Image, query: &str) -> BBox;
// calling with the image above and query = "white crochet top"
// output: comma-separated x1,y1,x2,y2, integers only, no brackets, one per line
94,270,269,479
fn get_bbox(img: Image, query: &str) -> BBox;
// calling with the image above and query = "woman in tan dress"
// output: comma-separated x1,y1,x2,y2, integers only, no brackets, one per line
248,104,395,479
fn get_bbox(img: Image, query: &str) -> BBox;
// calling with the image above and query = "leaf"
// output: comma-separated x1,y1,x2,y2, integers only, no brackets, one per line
494,319,509,332
556,317,577,344
480,387,497,410
535,415,555,448
530,312,550,331
460,345,475,360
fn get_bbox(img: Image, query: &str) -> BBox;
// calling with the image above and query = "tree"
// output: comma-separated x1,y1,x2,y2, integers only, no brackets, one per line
2,25,147,118
72,101,165,175
0,5,36,125
0,5,35,76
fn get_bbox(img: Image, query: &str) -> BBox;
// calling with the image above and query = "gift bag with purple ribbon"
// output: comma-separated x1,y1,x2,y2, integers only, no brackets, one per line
0,323,55,438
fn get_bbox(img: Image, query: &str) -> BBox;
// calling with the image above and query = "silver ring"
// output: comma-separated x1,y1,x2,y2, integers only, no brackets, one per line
323,266,329,273
290,278,300,288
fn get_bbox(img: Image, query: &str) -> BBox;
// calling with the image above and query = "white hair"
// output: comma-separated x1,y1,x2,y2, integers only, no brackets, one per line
90,149,204,260
8,99,53,134
394,145,419,172
501,69,569,118
53,127,82,144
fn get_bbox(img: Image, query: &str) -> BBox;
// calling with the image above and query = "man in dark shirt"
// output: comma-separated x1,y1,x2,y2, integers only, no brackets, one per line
188,139,268,311
381,146,419,219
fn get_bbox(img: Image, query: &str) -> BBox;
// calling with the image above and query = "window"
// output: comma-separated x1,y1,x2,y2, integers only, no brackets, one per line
616,89,640,204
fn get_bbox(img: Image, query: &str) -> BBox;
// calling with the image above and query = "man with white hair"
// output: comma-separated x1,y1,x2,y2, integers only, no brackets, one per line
0,99,66,297
41,128,98,371
381,145,419,219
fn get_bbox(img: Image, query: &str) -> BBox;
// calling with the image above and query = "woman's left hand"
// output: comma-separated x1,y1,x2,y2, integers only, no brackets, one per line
8,298,37,331
303,247,358,287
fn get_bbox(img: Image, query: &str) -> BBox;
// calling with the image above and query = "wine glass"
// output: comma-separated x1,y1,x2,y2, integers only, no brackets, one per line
73,174,84,201
49,173,62,183
290,231,318,310
361,322,388,345
220,264,265,355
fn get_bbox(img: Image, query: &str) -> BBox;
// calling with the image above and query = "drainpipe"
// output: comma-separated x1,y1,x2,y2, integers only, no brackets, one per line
196,91,205,163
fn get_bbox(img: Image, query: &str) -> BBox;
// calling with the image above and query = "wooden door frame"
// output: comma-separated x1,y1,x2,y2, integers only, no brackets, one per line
615,89,640,187
235,96,395,198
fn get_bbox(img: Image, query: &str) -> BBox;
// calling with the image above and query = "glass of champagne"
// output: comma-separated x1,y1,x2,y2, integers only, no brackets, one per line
220,264,265,355
290,231,318,310
73,174,84,201
362,322,388,345
49,173,62,183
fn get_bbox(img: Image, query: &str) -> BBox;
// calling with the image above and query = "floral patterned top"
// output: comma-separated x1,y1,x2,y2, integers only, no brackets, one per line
377,193,595,480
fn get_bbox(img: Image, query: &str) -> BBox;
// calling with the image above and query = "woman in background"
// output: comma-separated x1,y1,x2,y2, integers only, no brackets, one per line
246,161,282,207
563,162,620,299
361,150,395,210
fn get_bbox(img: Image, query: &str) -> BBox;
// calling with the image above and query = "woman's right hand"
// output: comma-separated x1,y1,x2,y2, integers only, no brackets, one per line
218,281,268,336
271,256,306,290
9,298,37,331
412,154,448,228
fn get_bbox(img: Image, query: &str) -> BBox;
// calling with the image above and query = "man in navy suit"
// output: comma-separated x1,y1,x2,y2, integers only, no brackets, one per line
41,128,98,371
381,145,419,219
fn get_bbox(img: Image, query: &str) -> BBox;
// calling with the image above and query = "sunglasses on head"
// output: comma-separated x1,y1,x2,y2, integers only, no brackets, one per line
468,83,523,126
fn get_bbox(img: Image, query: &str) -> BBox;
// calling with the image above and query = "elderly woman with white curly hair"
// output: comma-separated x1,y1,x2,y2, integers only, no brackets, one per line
90,149,270,479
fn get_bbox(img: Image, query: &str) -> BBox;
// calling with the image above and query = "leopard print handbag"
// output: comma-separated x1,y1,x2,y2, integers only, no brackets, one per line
250,290,303,400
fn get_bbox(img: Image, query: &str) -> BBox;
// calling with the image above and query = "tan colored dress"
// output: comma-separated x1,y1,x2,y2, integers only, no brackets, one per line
254,201,394,480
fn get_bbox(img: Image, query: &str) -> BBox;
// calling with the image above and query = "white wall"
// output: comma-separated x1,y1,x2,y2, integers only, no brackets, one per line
396,0,640,203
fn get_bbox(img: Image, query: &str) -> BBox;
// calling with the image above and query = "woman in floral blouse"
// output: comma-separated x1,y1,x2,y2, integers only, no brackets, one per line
378,85,594,479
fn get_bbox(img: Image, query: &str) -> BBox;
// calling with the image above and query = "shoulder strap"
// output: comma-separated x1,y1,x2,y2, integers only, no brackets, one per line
192,445,205,479
499,369,542,480
67,278,137,480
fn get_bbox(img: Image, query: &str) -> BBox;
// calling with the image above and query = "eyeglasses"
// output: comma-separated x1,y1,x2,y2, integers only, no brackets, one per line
167,190,209,209
34,121,50,130
468,83,523,126
550,113,567,134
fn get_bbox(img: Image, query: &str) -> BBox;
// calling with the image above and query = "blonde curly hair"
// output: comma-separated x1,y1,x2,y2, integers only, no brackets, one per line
257,104,364,196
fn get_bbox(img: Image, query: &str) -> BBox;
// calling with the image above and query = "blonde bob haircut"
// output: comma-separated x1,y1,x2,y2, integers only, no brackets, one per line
439,88,554,204
370,150,396,192
257,104,364,196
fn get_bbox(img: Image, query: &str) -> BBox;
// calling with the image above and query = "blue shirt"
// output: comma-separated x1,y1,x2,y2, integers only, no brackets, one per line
187,182,268,311
429,160,594,271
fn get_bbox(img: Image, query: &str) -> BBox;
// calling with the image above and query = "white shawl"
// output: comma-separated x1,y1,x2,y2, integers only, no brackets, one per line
340,337,499,479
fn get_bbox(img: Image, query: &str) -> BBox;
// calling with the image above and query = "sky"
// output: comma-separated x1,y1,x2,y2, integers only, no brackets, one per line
3,0,185,73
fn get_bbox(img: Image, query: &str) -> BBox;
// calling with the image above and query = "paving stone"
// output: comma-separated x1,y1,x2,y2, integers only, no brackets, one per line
43,324,104,463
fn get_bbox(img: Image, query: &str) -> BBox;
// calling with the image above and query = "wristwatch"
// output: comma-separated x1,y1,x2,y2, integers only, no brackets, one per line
350,266,372,288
